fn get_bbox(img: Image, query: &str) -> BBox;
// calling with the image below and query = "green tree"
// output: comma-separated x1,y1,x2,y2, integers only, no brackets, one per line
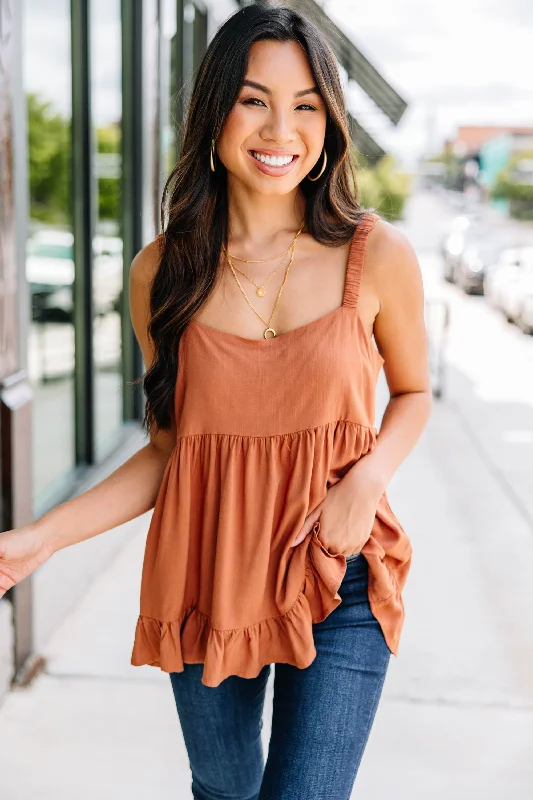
96,124,121,222
354,152,411,220
27,92,71,223
492,148,533,220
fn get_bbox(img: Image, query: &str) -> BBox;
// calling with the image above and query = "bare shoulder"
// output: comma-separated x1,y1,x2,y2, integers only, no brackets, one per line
365,217,423,308
129,237,165,365
130,237,163,290
364,217,430,396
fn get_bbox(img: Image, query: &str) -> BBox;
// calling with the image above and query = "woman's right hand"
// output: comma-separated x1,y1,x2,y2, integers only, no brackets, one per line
0,525,56,599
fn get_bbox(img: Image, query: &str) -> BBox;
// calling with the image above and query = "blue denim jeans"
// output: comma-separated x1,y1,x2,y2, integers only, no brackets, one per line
169,553,391,799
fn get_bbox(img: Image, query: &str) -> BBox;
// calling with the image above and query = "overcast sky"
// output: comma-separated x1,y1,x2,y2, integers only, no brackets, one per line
327,0,533,166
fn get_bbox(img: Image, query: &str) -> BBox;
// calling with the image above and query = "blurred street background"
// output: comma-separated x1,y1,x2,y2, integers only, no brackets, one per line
1,0,532,798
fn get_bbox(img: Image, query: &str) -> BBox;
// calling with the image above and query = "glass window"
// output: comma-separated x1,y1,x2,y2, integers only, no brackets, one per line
91,0,124,460
24,0,76,507
160,0,179,199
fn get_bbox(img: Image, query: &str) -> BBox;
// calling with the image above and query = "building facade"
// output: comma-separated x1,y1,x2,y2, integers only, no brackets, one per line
0,0,405,703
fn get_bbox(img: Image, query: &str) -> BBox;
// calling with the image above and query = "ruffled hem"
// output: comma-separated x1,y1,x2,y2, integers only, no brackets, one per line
131,522,348,688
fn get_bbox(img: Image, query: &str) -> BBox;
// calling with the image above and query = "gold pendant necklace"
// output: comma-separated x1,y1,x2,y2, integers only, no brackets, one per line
226,245,296,338
231,259,284,297
224,221,304,297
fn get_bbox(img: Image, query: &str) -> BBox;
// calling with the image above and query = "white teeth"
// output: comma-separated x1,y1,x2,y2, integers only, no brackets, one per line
252,151,294,167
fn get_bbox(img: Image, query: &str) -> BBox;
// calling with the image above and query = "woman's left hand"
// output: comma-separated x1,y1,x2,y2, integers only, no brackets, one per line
290,466,384,556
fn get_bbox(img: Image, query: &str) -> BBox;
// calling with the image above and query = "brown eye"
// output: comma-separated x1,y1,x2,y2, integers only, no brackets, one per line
242,97,266,107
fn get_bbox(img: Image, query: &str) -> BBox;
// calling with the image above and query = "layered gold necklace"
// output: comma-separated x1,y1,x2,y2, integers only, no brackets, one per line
223,222,305,339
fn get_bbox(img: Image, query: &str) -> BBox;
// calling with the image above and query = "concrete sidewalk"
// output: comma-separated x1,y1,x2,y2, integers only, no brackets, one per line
1,363,532,799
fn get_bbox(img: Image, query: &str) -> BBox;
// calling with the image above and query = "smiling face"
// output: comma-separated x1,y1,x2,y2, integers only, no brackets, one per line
215,39,328,195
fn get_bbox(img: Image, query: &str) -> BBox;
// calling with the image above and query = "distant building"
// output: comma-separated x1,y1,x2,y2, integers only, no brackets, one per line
450,125,533,157
443,125,533,205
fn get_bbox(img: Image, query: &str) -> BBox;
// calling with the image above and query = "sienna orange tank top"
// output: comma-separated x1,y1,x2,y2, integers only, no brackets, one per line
130,211,413,687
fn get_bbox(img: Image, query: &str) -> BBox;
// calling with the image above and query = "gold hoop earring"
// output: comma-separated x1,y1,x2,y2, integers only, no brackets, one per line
307,148,327,182
210,139,216,173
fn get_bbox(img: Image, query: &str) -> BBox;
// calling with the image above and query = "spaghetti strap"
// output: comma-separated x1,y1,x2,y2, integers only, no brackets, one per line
343,211,381,310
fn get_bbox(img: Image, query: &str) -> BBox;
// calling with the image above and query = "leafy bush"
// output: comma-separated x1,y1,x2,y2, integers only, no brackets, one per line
492,148,533,219
27,92,121,224
353,152,411,220
27,93,71,223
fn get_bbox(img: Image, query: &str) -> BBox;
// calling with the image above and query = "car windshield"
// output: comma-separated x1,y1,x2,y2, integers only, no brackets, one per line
28,242,74,260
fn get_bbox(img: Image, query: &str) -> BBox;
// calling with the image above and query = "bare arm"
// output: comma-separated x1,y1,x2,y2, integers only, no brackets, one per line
40,440,171,553
345,219,433,494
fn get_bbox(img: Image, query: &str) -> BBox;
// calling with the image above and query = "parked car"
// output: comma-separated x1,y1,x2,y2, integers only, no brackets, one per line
454,235,510,295
26,228,123,323
516,264,533,334
440,213,489,283
26,230,75,323
484,247,527,310
441,215,471,283
486,246,533,329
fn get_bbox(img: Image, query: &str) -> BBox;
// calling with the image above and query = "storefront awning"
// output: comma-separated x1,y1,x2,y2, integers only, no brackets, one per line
348,113,386,165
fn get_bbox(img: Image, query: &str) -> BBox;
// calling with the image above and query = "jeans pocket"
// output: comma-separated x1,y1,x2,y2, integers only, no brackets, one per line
345,552,361,562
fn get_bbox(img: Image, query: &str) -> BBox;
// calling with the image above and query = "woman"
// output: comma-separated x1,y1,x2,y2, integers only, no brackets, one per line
0,3,431,797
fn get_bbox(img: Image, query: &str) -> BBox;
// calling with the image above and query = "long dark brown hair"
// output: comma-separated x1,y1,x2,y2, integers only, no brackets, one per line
143,2,366,434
